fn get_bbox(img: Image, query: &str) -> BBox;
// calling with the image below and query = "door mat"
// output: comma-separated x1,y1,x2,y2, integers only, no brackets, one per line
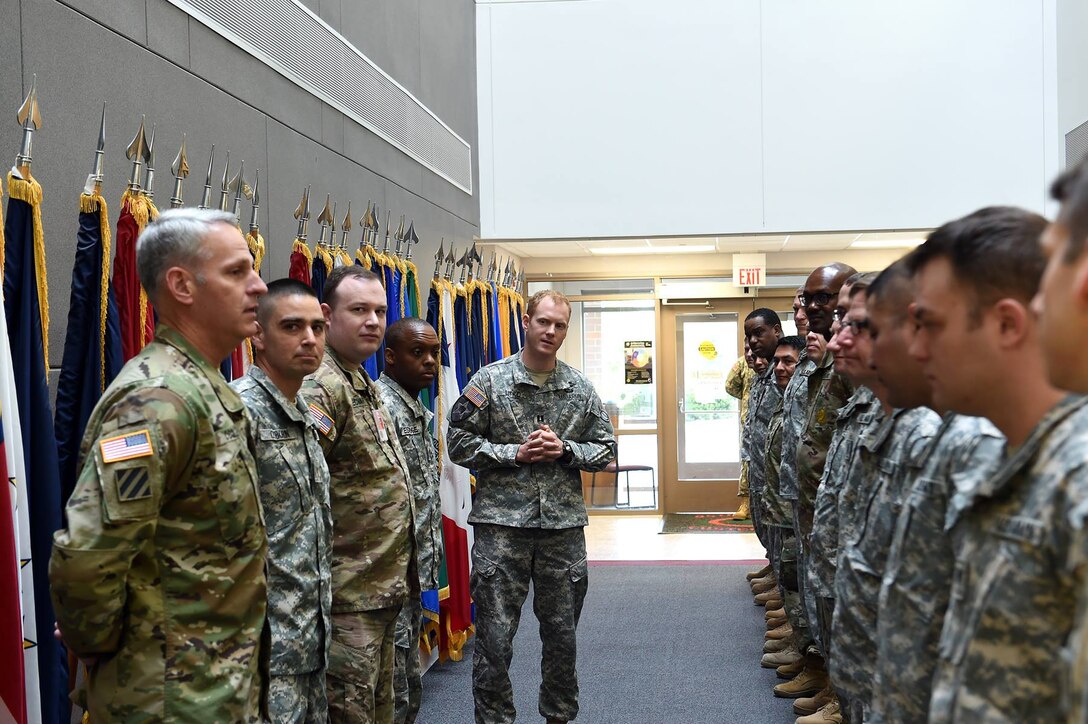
659,513,755,534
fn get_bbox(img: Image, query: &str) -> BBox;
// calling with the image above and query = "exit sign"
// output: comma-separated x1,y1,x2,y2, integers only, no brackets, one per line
733,253,767,288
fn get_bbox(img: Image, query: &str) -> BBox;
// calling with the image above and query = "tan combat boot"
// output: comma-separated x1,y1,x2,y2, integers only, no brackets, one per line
761,643,801,669
772,656,828,699
765,605,785,620
752,578,778,595
795,697,842,723
750,571,776,588
766,622,793,640
764,636,790,653
732,498,751,520
766,612,788,630
754,589,783,607
746,563,772,581
775,657,805,679
793,684,834,716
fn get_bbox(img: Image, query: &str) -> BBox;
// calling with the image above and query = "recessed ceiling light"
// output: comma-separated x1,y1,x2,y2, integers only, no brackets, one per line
589,244,717,255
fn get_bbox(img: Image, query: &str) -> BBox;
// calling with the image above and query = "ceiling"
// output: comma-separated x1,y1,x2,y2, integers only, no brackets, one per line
487,230,929,258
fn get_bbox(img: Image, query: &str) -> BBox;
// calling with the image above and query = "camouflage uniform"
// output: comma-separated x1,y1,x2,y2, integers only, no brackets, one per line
831,406,940,720
302,345,416,724
870,413,1004,723
806,385,879,659
726,359,756,498
744,366,780,547
447,353,615,724
376,373,443,724
763,401,802,629
49,325,267,722
232,366,333,724
930,395,1088,723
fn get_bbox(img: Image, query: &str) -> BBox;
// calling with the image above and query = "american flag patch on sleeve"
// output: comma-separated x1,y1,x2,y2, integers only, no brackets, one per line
100,430,154,463
308,404,335,437
465,386,487,408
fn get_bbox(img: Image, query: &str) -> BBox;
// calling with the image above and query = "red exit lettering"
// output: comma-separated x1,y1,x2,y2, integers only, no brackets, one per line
738,268,762,285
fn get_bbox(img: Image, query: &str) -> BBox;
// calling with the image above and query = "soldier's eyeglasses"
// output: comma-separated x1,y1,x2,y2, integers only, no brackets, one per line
843,319,871,335
832,309,847,324
800,291,834,307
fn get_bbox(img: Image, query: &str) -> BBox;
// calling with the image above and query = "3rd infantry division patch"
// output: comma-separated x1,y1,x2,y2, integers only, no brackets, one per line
116,467,152,501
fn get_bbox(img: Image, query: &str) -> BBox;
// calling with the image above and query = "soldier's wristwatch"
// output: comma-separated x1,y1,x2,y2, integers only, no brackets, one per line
560,441,574,464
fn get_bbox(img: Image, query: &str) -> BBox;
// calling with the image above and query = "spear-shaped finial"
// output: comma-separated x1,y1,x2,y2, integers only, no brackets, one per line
504,260,514,287
339,201,352,248
293,185,311,240
169,134,189,208
381,210,392,255
433,238,444,278
15,75,41,179
198,144,215,209
394,215,406,257
360,200,375,248
217,150,232,211
248,170,261,232
125,115,149,193
229,160,250,222
83,102,106,195
487,252,497,283
317,194,334,247
517,268,525,290
456,247,470,285
473,245,484,279
444,247,456,280
142,123,157,200
404,221,418,261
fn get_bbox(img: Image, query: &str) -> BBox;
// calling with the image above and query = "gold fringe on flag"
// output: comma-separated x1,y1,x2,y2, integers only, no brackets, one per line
7,172,50,367
336,247,352,267
246,230,266,273
293,237,314,274
121,192,155,351
80,192,113,391
396,257,408,317
315,244,334,274
355,245,372,269
406,260,424,319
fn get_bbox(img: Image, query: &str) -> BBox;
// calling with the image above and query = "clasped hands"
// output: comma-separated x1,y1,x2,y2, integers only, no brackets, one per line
515,424,564,464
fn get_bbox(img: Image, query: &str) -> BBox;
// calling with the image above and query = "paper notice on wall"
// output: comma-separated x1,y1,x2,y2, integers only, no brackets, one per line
624,340,653,384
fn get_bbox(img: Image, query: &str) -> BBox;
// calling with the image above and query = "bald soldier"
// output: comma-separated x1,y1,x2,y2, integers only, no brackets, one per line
50,209,269,721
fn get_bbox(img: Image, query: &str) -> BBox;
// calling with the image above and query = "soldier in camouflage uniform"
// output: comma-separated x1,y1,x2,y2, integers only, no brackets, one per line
50,209,269,721
376,318,444,724
908,206,1087,721
448,290,616,724
831,262,942,722
726,347,757,519
301,265,416,723
232,279,333,723
741,309,783,574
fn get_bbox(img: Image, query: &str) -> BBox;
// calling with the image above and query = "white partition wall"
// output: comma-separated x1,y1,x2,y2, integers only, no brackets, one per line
477,0,1065,240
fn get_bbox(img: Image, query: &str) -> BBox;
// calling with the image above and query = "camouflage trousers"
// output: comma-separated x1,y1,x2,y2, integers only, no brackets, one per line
393,595,423,724
773,527,809,650
471,523,589,724
327,606,399,723
791,500,815,653
738,460,750,498
269,670,328,724
751,483,769,550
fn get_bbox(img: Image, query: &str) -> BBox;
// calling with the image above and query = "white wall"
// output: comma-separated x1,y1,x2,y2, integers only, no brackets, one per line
477,0,1056,239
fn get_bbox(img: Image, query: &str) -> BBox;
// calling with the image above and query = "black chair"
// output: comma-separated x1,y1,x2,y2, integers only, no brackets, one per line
591,418,657,508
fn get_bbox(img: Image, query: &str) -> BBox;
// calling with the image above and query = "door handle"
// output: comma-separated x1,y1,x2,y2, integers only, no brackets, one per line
678,399,685,413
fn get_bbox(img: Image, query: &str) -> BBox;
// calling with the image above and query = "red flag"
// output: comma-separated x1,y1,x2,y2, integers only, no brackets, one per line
112,191,154,360
289,237,313,286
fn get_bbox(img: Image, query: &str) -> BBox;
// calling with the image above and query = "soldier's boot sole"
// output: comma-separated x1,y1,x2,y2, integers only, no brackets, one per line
795,697,842,724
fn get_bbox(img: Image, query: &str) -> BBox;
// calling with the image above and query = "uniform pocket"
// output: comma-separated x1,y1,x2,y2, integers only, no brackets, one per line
568,556,588,584
210,431,263,545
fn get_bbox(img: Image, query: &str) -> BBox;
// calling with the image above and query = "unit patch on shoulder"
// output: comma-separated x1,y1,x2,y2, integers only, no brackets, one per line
100,430,154,463
465,386,488,408
309,403,335,437
116,467,152,501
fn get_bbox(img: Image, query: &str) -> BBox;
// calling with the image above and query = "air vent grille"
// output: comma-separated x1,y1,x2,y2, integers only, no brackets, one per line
1067,117,1088,169
167,0,473,192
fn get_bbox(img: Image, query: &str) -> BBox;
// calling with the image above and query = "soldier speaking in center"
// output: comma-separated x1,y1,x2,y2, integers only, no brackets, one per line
49,208,270,721
232,279,333,723
448,289,616,724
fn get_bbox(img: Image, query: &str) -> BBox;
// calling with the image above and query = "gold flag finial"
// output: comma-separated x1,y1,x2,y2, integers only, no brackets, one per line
169,134,189,209
125,115,149,192
339,201,353,248
15,74,41,178
83,102,106,195
293,185,311,240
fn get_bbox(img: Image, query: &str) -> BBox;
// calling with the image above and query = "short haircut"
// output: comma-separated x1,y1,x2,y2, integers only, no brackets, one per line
385,317,436,350
867,260,914,324
847,271,878,298
1050,155,1088,261
745,308,782,327
136,208,237,300
905,206,1049,319
257,278,318,326
323,265,382,309
525,290,571,320
776,335,805,354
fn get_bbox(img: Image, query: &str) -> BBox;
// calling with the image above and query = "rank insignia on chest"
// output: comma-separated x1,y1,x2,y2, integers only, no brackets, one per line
465,386,487,408
816,409,827,425
308,404,335,437
100,430,154,463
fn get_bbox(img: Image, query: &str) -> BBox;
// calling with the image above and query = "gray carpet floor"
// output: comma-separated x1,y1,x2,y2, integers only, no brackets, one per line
417,562,798,723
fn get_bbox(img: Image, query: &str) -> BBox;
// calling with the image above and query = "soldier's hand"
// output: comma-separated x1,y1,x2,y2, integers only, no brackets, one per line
516,440,543,464
533,428,564,461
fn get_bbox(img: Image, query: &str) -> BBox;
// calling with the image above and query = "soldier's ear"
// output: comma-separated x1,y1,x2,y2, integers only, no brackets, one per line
164,266,197,306
321,302,332,323
251,322,266,353
384,344,396,367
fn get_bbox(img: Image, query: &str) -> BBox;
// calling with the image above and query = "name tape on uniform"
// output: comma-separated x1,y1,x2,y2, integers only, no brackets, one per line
100,430,154,463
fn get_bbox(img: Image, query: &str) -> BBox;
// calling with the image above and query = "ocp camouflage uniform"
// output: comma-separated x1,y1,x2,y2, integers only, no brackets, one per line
233,366,333,724
870,413,1004,723
447,353,615,724
744,366,780,548
49,325,267,722
727,358,756,499
302,345,416,723
806,385,879,660
832,406,940,720
930,395,1088,723
376,373,443,724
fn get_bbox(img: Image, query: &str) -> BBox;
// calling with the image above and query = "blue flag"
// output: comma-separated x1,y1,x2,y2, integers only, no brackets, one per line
54,193,123,507
3,173,69,723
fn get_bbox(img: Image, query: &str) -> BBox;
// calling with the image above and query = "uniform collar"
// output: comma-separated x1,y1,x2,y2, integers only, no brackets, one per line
378,373,430,422
155,324,243,413
245,365,311,427
324,343,375,394
512,352,573,390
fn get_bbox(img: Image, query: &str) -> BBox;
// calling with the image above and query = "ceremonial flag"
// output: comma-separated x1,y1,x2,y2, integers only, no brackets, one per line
3,170,67,724
453,287,470,391
54,191,123,507
288,237,313,286
468,281,487,374
113,190,154,360
487,283,502,364
311,245,332,302
246,228,266,273
434,278,474,660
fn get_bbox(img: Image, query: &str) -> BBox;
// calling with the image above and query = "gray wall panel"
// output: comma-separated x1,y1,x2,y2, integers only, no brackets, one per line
3,0,478,373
